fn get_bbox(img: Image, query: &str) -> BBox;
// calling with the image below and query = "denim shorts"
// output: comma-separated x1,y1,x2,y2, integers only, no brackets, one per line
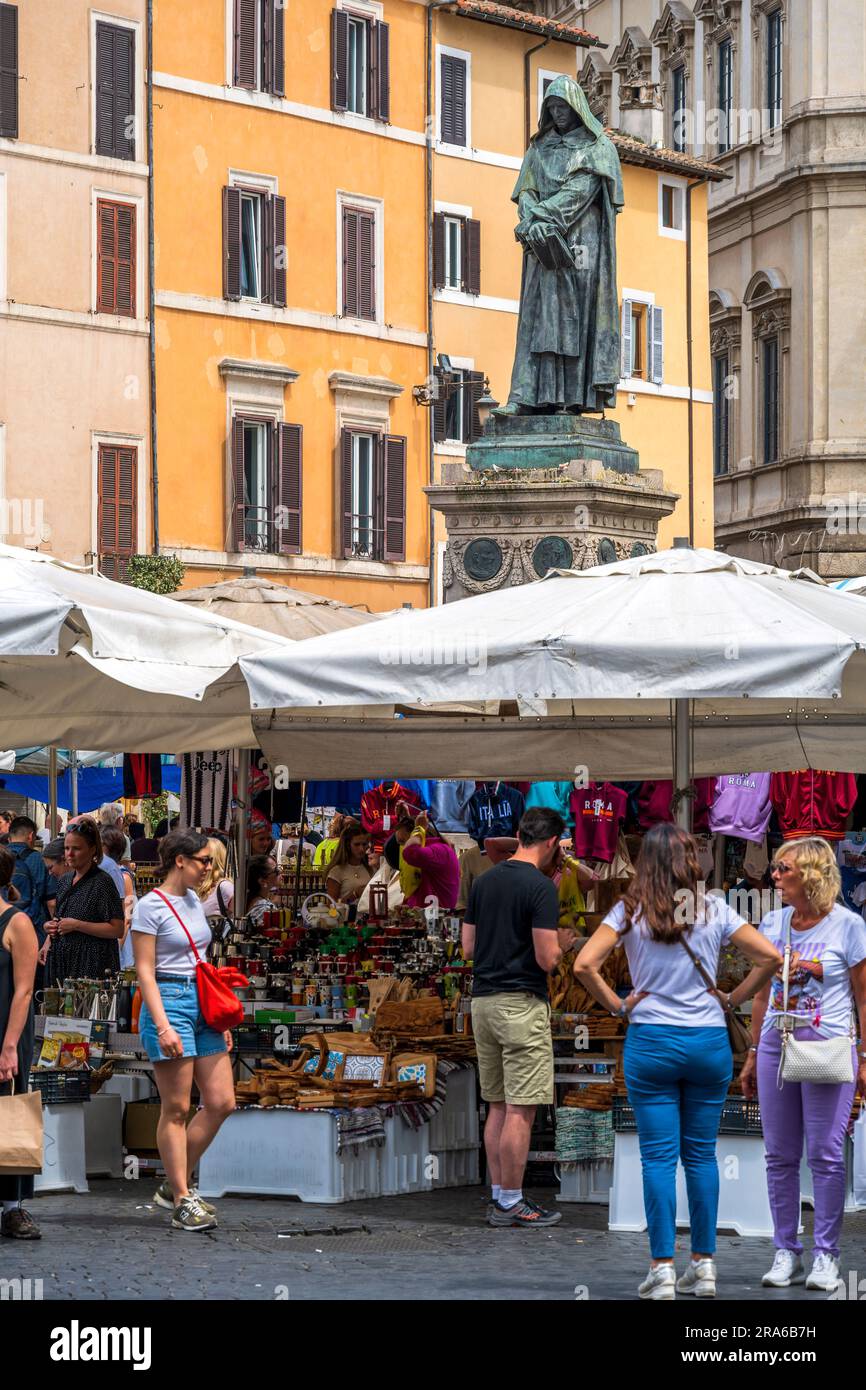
139,975,228,1063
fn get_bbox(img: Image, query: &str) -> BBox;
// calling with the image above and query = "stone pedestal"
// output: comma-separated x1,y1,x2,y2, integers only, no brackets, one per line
469,413,639,475
426,457,678,602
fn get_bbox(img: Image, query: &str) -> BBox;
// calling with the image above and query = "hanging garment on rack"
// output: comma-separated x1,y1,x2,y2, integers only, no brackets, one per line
636,779,716,833
427,780,476,833
361,781,423,851
123,753,163,799
524,781,574,827
570,782,628,863
708,773,773,842
179,751,232,832
770,770,858,842
466,782,525,846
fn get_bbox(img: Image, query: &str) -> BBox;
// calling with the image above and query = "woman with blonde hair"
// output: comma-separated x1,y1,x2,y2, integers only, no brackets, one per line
742,836,866,1292
198,839,234,919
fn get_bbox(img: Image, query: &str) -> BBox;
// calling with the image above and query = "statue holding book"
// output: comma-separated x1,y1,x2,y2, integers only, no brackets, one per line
499,75,624,417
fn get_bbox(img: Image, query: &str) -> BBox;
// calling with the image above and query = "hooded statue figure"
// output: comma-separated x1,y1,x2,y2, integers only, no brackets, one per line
501,75,624,416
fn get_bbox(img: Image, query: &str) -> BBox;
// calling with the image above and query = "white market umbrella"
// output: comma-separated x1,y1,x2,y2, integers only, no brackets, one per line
243,545,866,792
834,577,866,595
0,542,288,751
172,575,378,640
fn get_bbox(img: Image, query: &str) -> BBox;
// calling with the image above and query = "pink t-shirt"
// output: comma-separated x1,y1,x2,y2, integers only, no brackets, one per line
402,839,460,910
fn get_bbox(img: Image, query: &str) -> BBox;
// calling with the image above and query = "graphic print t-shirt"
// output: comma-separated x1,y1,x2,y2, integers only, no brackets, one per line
570,782,627,863
759,904,866,1037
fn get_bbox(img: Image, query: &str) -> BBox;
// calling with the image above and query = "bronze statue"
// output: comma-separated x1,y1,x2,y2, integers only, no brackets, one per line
499,75,624,417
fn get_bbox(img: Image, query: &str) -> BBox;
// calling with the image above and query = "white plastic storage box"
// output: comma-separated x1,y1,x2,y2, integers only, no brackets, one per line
429,1146,480,1189
84,1093,124,1178
34,1104,89,1195
198,1109,382,1203
381,1115,433,1196
427,1067,479,1152
556,1160,614,1204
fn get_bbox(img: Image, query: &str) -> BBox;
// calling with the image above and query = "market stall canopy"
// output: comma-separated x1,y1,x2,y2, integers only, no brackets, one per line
834,576,866,595
172,576,378,640
244,547,866,779
0,543,289,751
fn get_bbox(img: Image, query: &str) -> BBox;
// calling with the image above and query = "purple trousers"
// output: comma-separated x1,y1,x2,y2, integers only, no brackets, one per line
757,1026,856,1258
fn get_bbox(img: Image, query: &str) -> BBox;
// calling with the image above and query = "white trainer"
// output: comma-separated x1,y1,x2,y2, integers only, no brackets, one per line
676,1257,717,1297
805,1253,841,1292
638,1264,676,1301
762,1250,806,1287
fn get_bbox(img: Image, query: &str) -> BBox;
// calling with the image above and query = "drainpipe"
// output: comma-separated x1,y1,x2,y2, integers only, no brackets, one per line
524,37,550,149
147,0,159,554
426,1,454,609
685,177,708,547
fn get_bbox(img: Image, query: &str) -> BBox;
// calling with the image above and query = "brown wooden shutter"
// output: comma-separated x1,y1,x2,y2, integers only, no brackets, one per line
223,186,242,300
98,444,137,581
0,3,19,139
382,435,406,562
358,210,375,320
270,0,285,96
339,429,354,558
95,22,135,160
96,200,135,316
331,8,349,112
230,417,246,551
433,213,446,290
432,367,448,443
440,53,466,146
277,422,302,554
271,194,287,308
342,206,357,316
466,370,485,442
463,217,481,296
375,21,390,122
234,0,257,88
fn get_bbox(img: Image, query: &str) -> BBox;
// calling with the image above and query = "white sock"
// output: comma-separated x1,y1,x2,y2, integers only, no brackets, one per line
491,1185,501,1202
2,1200,19,1213
499,1188,522,1210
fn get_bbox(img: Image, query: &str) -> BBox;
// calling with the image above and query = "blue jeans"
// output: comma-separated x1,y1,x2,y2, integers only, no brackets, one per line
624,1025,733,1259
139,975,227,1063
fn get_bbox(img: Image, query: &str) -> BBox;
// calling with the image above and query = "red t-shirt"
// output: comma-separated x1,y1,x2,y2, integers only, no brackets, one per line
570,782,628,862
636,779,716,834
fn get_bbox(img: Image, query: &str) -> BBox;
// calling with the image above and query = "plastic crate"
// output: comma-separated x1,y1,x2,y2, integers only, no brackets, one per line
427,1065,479,1152
429,1146,480,1189
612,1095,762,1136
29,1070,91,1104
198,1108,382,1203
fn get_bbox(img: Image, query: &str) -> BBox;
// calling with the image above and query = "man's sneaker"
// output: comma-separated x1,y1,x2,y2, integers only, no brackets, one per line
805,1253,841,1292
170,1196,217,1232
676,1258,717,1298
762,1250,806,1287
0,1206,41,1240
155,1181,216,1216
638,1264,676,1300
488,1198,562,1227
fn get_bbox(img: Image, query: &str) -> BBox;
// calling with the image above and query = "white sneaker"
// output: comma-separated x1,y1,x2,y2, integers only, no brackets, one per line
805,1252,841,1292
638,1264,676,1301
762,1250,806,1287
676,1257,717,1297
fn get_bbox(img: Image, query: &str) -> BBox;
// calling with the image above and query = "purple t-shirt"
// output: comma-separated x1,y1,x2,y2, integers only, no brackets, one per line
709,773,772,842
402,839,460,910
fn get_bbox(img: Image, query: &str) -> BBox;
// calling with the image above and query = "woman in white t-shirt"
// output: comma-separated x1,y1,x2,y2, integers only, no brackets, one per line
575,822,780,1301
325,824,372,907
132,829,235,1234
741,836,866,1293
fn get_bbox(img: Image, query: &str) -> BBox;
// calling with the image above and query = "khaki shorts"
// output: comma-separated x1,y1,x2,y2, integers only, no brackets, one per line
471,992,553,1107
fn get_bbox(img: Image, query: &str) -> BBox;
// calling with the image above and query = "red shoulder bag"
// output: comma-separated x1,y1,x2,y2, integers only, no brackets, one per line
153,890,248,1032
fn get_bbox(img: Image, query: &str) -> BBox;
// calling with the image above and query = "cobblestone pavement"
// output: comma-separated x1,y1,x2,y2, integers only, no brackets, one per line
2,1179,865,1301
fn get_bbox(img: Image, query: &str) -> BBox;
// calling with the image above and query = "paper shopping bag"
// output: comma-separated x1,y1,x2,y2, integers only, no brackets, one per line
0,1088,44,1175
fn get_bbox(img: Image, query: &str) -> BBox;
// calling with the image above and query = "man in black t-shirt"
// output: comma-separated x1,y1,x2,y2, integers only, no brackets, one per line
463,806,574,1228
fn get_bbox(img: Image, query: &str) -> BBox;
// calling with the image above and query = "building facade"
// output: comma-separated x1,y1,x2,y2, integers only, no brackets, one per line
0,0,151,575
527,0,866,577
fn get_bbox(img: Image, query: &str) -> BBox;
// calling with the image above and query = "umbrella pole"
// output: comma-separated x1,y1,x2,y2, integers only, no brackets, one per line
674,698,692,831
292,781,308,923
70,750,78,818
49,747,58,836
235,748,251,918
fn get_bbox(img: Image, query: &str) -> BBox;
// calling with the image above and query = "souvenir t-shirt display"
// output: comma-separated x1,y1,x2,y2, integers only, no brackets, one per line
178,750,233,832
427,780,476,834
361,781,423,851
709,773,773,842
636,779,715,833
466,782,525,846
604,897,747,1027
759,904,866,1037
770,771,858,842
524,781,574,826
836,833,866,911
570,782,628,863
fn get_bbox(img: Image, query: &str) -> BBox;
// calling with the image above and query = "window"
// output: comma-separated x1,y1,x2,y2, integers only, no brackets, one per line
341,203,376,320
621,299,664,384
0,3,18,139
223,184,287,306
433,212,481,295
439,50,468,147
671,65,686,153
96,199,136,316
339,429,406,561
629,306,644,377
95,20,135,160
331,8,390,121
97,444,137,580
717,38,733,152
230,416,302,553
433,367,485,445
713,353,730,476
232,0,284,96
659,179,685,236
762,336,779,464
766,8,782,130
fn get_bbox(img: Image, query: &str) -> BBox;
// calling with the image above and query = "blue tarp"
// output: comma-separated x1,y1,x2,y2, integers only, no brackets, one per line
2,765,181,813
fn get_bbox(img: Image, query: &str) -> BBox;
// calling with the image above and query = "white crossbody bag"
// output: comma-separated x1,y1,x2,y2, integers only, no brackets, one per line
777,909,855,1089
